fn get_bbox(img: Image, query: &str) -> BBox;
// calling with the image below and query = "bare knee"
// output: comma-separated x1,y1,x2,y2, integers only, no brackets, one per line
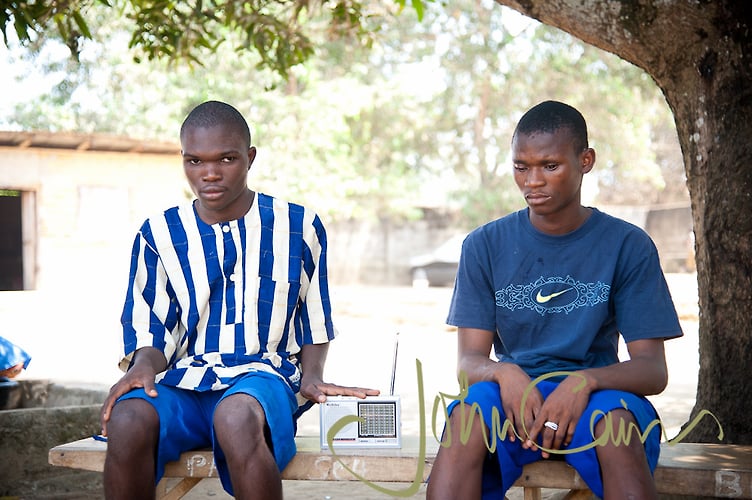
594,408,643,452
435,402,494,471
108,398,159,448
448,403,490,444
213,394,269,456
104,399,159,499
214,394,266,435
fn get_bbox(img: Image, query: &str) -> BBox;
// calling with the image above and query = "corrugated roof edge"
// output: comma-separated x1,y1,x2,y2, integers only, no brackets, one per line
0,130,179,155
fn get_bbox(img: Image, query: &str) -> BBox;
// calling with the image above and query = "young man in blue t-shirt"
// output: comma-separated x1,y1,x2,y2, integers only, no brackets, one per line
427,100,683,499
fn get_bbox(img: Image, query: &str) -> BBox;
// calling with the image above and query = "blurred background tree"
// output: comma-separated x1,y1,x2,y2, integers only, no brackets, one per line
1,0,686,228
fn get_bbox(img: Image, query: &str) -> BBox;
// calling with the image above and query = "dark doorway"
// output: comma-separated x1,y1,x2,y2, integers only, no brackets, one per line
0,190,24,290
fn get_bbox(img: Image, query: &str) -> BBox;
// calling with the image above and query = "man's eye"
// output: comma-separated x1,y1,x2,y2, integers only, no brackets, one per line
221,156,235,163
513,165,527,172
188,159,201,165
545,164,558,170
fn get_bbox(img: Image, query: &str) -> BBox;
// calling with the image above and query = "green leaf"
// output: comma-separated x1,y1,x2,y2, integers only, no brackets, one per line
411,0,425,21
72,10,93,39
53,15,69,41
12,17,30,42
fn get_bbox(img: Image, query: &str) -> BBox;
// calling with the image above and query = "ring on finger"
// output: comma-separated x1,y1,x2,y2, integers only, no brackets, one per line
544,421,559,431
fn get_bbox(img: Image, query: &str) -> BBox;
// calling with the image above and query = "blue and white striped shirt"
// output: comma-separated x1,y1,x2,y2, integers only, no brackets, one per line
119,193,337,393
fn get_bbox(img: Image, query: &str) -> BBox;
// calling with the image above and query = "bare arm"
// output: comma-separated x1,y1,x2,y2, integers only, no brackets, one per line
298,343,380,404
100,346,167,435
457,327,499,385
457,327,544,443
579,338,668,396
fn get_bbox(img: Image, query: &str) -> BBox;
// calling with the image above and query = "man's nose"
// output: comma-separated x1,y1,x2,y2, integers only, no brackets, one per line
525,168,545,186
203,162,221,179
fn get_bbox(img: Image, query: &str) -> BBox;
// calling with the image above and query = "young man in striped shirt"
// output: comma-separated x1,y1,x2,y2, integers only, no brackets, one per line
99,101,378,499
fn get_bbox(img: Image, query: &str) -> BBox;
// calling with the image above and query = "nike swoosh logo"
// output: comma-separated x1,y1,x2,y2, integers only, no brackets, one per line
536,287,573,303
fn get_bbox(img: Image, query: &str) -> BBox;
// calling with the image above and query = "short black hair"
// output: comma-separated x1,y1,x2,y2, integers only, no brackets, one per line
180,101,251,147
513,100,588,153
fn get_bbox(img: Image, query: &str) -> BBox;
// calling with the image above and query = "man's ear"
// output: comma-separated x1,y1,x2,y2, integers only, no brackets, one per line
581,148,595,173
247,146,257,170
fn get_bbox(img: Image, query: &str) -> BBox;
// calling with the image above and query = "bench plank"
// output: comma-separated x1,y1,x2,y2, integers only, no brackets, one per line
48,436,436,482
511,443,752,498
655,443,752,498
49,438,752,498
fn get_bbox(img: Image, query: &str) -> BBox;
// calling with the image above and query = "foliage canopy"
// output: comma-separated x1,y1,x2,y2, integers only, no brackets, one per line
1,0,429,78
2,0,685,227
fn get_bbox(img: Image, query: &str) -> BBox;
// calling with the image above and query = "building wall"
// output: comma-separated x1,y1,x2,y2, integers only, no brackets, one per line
0,146,189,291
644,205,695,272
327,212,462,286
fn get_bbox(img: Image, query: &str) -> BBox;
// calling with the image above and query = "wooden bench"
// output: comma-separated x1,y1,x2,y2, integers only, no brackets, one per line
49,437,752,499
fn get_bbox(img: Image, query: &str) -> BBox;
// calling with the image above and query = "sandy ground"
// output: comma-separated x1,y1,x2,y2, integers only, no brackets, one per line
1,274,700,499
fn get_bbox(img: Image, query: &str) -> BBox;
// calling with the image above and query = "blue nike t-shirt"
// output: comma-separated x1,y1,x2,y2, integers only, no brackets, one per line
447,208,683,378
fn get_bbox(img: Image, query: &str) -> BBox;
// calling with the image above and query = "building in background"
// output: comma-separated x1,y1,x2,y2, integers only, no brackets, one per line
0,131,185,292
0,131,696,294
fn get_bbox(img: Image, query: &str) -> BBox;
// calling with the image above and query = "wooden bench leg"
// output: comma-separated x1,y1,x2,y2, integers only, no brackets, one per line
156,477,202,500
523,486,542,500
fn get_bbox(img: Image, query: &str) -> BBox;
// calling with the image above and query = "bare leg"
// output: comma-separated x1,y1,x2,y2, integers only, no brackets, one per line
104,399,159,500
426,403,490,500
595,409,658,500
213,393,282,500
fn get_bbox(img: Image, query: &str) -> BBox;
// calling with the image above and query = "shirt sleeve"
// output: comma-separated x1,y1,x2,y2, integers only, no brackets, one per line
119,224,181,372
298,213,337,345
613,230,684,343
446,230,497,332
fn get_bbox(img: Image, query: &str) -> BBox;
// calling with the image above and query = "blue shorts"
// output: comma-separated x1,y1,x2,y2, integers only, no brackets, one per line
444,380,662,499
117,370,299,496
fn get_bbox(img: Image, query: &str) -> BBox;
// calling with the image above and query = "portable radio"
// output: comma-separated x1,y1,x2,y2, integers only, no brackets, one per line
319,394,401,448
319,332,402,449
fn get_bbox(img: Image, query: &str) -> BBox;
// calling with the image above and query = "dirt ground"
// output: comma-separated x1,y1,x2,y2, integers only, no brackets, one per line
4,274,699,499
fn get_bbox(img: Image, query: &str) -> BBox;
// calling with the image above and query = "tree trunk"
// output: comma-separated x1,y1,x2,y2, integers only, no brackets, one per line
495,0,752,444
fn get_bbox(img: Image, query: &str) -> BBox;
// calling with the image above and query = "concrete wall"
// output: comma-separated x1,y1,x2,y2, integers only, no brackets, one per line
0,380,107,498
644,205,695,272
327,211,462,286
0,144,465,386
